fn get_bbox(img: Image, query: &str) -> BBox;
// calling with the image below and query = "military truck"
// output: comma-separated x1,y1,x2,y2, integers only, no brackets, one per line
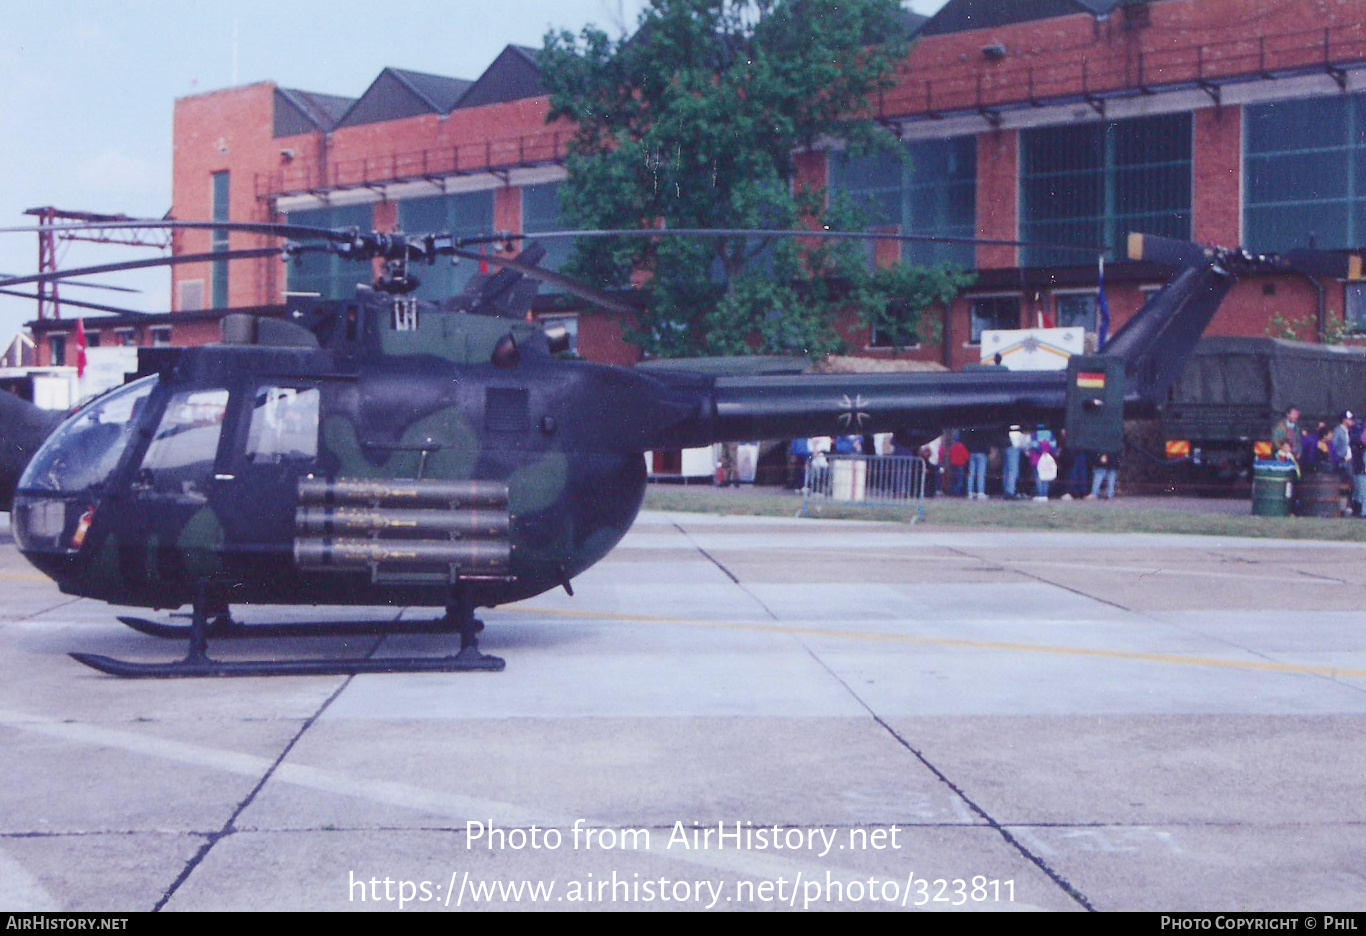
1161,337,1366,480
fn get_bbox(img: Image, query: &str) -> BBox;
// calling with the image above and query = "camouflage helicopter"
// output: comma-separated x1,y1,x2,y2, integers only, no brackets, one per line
0,220,1356,678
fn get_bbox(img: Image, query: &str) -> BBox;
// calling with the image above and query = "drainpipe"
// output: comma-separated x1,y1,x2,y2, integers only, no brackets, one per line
318,129,331,193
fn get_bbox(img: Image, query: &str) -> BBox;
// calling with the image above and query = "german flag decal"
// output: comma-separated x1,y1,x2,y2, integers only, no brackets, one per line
1076,371,1107,389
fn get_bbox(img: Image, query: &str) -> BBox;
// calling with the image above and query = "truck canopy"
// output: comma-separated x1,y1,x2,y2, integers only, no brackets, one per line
1164,337,1366,442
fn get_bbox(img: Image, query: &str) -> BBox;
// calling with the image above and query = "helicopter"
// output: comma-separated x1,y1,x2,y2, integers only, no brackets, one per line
0,219,1358,678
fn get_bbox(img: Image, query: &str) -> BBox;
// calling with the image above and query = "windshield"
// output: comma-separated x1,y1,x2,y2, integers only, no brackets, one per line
18,376,157,494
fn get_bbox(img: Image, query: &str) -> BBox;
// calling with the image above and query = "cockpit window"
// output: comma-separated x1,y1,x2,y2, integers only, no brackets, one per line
18,376,157,493
246,386,319,463
137,388,229,500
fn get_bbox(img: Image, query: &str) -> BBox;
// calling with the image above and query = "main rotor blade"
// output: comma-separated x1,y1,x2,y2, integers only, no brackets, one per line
448,248,636,314
1125,233,1212,267
0,248,282,289
0,288,152,317
0,275,139,294
1282,249,1365,281
0,219,348,240
461,228,1103,255
1127,233,1365,279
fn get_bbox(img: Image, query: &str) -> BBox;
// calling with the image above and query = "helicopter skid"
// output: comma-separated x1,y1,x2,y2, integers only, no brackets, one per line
79,584,502,678
115,615,459,641
69,648,505,679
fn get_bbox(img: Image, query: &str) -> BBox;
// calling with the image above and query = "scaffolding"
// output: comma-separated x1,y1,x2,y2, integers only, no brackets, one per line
23,207,171,320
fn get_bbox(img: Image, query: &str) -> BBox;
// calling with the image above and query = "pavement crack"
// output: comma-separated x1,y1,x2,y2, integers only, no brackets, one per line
949,544,1361,684
869,715,1097,912
797,643,1096,912
2,596,86,625
1285,568,1352,585
672,522,780,621
1197,548,1357,585
672,522,740,584
946,546,1134,613
151,672,359,911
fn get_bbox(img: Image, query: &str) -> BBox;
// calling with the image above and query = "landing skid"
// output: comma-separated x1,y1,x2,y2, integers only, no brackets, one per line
75,585,504,678
116,615,459,641
70,647,503,678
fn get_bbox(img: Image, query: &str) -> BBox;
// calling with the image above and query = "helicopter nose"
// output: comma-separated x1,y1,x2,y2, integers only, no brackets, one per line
0,390,65,511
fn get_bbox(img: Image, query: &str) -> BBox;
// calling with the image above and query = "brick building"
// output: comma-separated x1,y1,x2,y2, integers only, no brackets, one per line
30,0,1366,369
823,0,1366,369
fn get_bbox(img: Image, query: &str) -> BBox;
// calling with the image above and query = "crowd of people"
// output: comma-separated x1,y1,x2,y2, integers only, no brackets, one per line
787,408,1366,515
1271,405,1366,516
913,427,1119,502
791,429,1120,502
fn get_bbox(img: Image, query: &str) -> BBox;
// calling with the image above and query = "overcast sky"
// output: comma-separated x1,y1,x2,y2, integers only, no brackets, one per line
0,1,950,346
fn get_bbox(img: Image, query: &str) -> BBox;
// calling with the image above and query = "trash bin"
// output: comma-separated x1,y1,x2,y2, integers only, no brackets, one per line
830,457,867,501
1294,470,1345,518
1251,460,1295,517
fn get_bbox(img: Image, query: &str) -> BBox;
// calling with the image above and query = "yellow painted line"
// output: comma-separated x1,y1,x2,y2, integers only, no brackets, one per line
0,570,50,582
498,604,1366,680
609,547,1353,586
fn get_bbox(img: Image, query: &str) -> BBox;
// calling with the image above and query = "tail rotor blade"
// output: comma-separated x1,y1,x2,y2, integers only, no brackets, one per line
448,248,636,315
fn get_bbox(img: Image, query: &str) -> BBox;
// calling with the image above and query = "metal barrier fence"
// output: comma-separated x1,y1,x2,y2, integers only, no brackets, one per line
800,454,926,521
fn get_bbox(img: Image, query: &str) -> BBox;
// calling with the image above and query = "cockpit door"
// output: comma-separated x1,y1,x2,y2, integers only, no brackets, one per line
217,383,322,550
106,385,233,592
131,388,231,506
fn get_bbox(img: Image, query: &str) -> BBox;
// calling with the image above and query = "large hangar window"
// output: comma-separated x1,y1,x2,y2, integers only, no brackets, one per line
1245,92,1366,254
828,136,977,269
522,182,572,272
1021,114,1192,268
397,191,496,300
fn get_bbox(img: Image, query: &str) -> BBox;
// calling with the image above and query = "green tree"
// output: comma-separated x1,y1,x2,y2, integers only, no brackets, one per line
541,0,972,358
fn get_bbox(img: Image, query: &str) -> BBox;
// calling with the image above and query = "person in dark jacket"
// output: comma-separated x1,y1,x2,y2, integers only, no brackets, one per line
1272,405,1302,460
1351,422,1366,517
1087,449,1121,500
963,429,990,499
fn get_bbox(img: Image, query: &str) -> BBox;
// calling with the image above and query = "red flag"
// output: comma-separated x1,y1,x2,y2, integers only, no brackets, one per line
74,318,88,378
479,246,489,275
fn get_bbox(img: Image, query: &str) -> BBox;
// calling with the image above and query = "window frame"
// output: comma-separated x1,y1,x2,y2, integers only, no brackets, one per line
1053,289,1100,333
967,293,1022,345
1243,92,1366,254
827,136,978,270
1020,113,1194,267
